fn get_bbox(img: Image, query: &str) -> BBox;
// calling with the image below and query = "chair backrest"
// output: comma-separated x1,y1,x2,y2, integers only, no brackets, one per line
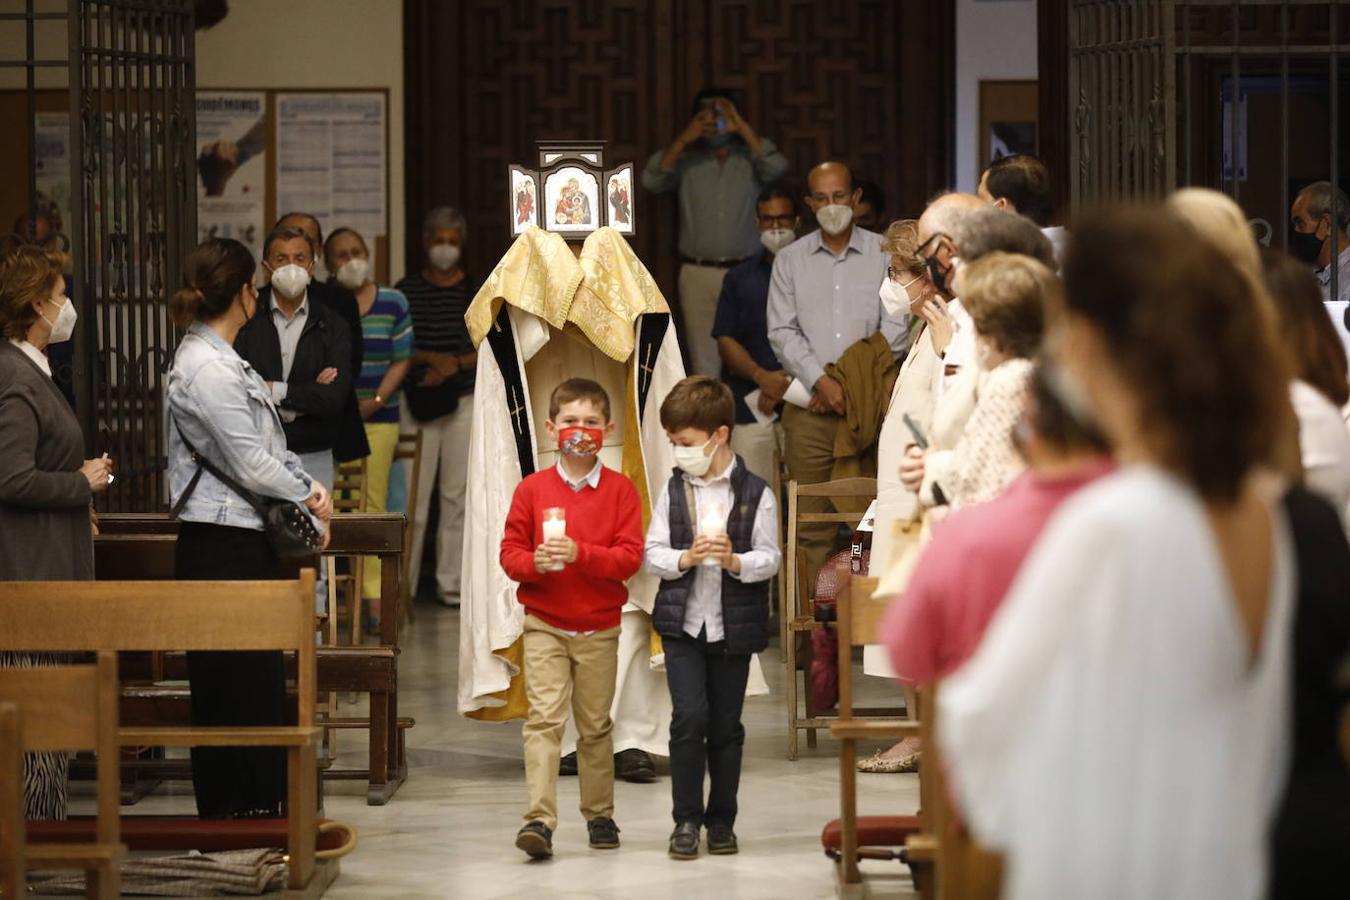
834,566,885,720
0,654,121,848
0,576,315,730
786,477,878,617
393,431,424,602
333,459,368,513
0,702,23,899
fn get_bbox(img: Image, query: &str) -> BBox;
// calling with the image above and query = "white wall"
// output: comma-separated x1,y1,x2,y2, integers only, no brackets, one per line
195,0,405,277
954,0,1038,193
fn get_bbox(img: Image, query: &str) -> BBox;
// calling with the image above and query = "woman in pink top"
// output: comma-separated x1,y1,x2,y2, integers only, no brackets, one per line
883,363,1111,683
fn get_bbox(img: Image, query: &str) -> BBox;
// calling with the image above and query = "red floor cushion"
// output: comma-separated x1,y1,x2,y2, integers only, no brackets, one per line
28,817,349,854
820,815,923,852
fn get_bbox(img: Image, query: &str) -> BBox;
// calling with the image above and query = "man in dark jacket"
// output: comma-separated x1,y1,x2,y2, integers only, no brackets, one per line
275,211,369,463
235,225,352,614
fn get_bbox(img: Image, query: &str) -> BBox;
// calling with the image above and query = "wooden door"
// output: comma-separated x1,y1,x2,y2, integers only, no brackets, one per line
404,0,955,301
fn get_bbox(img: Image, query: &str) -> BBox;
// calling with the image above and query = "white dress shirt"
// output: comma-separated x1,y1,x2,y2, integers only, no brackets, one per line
269,292,309,422
555,458,602,492
9,338,51,377
645,456,781,642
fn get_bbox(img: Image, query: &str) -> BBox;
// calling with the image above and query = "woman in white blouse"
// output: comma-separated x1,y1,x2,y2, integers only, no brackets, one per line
941,207,1296,900
1262,248,1350,533
899,252,1051,509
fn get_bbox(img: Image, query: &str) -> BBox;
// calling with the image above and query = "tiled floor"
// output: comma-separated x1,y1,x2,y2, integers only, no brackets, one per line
88,606,921,899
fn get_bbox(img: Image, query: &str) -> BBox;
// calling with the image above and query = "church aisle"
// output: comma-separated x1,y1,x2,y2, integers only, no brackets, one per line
321,607,921,899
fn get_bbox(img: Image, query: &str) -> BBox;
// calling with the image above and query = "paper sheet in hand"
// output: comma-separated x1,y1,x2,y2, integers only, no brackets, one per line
743,388,778,425
783,378,813,408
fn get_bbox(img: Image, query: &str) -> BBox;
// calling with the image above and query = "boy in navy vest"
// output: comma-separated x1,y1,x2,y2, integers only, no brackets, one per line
644,375,782,859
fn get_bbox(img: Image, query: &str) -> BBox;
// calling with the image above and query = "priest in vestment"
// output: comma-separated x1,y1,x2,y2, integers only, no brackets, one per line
459,225,685,768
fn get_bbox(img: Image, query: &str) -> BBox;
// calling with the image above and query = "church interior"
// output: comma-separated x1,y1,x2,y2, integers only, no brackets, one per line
2,1,1349,899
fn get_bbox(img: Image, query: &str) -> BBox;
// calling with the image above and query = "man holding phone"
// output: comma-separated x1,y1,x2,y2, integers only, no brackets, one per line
643,88,789,378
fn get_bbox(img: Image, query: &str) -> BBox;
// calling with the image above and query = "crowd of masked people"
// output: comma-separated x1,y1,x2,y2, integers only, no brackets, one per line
649,86,1350,897
0,205,481,822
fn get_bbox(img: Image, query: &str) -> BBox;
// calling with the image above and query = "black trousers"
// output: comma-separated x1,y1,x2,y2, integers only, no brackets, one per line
176,522,286,819
664,629,752,828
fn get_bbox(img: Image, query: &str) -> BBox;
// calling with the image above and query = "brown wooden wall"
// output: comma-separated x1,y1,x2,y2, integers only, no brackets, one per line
403,0,955,299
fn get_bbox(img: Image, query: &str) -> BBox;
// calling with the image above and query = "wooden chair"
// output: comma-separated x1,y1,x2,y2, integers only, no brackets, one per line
0,653,123,899
332,458,369,645
393,430,424,621
785,476,901,759
0,574,322,890
821,565,927,896
0,702,21,900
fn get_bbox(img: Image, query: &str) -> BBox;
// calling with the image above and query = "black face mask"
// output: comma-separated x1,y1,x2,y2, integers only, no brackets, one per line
1288,226,1324,265
924,252,953,297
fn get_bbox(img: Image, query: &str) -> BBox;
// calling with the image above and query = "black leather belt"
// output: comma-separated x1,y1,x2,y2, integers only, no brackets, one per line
682,256,749,269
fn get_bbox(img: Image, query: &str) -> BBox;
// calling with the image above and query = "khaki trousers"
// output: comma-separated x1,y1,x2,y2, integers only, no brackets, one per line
781,404,842,598
522,614,620,830
677,263,730,377
730,420,783,490
401,395,475,601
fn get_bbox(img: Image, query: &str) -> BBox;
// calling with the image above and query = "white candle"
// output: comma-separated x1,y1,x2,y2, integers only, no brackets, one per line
698,506,726,567
542,508,566,571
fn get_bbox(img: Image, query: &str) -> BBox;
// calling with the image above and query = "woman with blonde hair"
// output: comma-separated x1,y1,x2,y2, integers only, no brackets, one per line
902,251,1051,509
0,244,113,818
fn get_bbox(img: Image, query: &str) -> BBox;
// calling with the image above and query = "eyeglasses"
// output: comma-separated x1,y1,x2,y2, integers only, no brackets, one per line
758,215,798,228
915,232,950,261
887,265,922,282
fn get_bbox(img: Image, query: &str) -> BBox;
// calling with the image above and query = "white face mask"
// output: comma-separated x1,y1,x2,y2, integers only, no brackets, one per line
815,203,854,236
759,227,796,255
41,294,77,343
428,243,461,271
335,257,372,291
672,437,717,478
879,274,920,317
268,262,311,299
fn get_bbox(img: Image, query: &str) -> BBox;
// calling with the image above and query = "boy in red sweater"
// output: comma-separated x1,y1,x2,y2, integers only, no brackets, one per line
499,377,644,860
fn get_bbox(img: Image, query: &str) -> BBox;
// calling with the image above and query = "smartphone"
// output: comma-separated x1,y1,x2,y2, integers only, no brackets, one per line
700,98,728,133
902,413,928,450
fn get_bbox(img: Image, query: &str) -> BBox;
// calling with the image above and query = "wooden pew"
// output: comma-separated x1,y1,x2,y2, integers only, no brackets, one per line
0,576,323,892
94,514,411,805
0,702,21,899
0,654,123,899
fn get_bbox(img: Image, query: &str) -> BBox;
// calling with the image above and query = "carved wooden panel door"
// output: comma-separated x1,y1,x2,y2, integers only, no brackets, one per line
405,0,954,299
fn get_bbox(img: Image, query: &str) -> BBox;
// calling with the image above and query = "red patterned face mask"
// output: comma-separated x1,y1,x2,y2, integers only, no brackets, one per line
557,425,604,459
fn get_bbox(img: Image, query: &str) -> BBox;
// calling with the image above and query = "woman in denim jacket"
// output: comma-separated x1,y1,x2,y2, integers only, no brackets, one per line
166,237,332,818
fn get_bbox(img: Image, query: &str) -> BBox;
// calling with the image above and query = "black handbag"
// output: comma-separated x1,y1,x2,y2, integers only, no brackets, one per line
169,422,324,558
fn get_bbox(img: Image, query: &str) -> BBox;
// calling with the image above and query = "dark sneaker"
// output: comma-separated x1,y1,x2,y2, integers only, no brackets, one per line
587,816,621,849
614,748,656,783
515,820,553,859
558,751,578,776
707,824,738,855
668,821,700,860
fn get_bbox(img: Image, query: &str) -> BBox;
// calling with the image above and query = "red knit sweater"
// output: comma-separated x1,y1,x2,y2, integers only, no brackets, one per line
499,464,644,632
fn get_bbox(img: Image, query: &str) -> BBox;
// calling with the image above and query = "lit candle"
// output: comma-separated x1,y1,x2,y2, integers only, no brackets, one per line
542,507,566,571
698,505,726,567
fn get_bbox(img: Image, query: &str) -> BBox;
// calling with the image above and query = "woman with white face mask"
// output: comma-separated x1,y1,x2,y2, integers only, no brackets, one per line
323,227,414,625
900,251,1050,510
0,244,113,819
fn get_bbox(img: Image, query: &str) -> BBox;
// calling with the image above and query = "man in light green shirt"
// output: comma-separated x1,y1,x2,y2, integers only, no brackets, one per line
644,87,789,378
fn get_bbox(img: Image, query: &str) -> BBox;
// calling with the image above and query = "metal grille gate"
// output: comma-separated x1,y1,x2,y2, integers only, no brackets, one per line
4,0,196,511
1070,0,1347,297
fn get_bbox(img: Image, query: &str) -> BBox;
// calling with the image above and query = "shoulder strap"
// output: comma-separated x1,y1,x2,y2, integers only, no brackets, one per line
169,418,268,519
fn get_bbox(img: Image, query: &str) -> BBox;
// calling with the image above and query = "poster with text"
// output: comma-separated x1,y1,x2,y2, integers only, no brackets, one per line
195,91,267,261
275,92,386,274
